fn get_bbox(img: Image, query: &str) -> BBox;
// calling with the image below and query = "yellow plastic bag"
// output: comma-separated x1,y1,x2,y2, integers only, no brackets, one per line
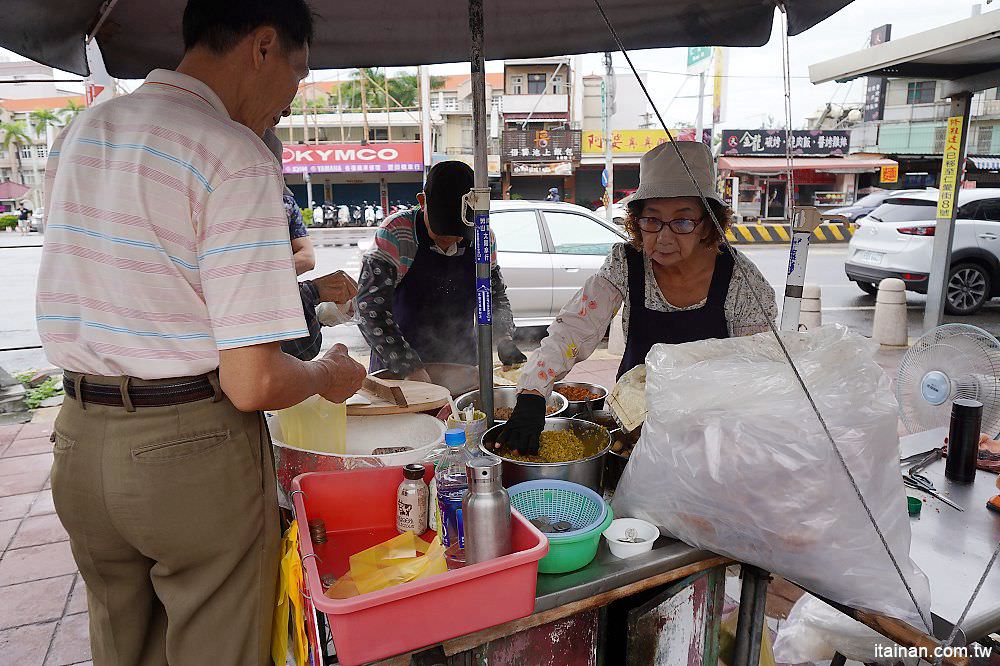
324,532,447,599
718,610,776,666
271,522,309,666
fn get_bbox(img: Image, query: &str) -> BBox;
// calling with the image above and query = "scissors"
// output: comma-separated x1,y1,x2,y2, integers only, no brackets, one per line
902,474,964,511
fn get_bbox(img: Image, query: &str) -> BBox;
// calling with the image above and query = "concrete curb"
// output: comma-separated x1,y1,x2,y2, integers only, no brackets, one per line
725,223,854,244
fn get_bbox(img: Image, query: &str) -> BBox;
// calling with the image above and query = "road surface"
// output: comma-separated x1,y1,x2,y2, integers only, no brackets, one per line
4,240,999,375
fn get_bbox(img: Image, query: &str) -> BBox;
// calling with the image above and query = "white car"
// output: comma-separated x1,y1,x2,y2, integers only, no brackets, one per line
593,202,628,226
845,189,1000,315
489,200,627,326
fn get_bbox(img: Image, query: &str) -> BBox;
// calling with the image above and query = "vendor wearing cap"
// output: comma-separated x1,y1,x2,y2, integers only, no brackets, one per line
500,142,777,453
357,161,526,382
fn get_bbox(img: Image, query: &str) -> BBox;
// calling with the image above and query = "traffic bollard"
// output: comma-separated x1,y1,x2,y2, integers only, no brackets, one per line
799,284,822,330
872,278,908,347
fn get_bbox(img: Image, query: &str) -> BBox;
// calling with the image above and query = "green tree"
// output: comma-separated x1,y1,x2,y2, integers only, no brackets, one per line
61,100,86,124
30,109,62,137
0,120,30,184
336,69,444,111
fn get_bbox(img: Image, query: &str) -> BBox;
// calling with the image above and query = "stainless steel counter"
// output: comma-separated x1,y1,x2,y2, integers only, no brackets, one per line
533,537,720,613
902,428,1000,642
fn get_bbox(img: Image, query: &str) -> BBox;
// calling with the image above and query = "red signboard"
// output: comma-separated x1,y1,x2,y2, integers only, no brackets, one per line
281,142,423,174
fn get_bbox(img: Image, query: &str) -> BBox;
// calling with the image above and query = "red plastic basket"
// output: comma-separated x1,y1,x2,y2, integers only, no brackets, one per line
292,466,548,665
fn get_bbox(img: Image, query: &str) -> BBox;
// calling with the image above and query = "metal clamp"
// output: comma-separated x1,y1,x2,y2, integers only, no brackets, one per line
791,205,849,233
461,187,492,227
289,489,306,501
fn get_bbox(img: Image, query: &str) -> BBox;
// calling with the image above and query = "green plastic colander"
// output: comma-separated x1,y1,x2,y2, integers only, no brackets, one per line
508,480,614,574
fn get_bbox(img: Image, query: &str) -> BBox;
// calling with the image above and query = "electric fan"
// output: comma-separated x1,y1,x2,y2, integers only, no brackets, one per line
897,324,1000,437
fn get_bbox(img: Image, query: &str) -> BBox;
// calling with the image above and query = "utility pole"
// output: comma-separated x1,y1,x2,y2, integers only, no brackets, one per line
603,52,615,225
359,69,371,144
419,66,433,180
695,71,706,145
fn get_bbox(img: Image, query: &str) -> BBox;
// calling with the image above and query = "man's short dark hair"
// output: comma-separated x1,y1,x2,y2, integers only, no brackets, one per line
182,0,315,54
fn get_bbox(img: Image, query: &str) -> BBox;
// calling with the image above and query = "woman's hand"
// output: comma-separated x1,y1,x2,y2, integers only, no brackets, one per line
496,392,546,455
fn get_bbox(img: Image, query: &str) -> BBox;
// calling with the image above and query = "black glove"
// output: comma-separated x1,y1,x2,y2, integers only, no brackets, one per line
497,338,527,366
497,393,546,455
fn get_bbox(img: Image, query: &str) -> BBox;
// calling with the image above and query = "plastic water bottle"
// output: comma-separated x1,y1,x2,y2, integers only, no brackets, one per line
436,428,471,567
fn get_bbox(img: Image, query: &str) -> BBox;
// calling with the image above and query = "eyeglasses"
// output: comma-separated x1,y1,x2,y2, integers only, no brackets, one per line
635,217,703,234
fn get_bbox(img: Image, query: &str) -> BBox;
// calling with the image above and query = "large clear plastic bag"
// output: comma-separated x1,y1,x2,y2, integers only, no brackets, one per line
773,594,917,665
612,325,931,628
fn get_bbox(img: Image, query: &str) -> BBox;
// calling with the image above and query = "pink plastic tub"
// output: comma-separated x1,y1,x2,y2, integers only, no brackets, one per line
292,466,548,665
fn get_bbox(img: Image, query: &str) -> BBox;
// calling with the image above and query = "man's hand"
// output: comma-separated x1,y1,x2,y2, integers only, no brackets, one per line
316,344,366,403
497,338,527,366
313,271,359,305
405,367,433,384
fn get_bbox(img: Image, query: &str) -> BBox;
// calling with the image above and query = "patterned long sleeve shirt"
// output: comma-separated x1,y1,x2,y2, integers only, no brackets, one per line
517,242,777,396
357,209,515,376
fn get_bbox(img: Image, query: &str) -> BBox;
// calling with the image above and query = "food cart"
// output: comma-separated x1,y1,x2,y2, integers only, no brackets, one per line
5,0,999,664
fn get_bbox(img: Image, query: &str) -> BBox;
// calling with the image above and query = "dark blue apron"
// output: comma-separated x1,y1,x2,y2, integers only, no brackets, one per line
369,210,478,372
617,245,733,379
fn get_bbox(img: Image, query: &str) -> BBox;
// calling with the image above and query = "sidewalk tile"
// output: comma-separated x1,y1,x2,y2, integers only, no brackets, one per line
66,576,87,615
3,437,54,459
0,519,17,551
0,492,37,521
29,490,56,517
10,514,68,550
0,621,57,666
0,541,77,587
0,454,52,498
17,423,53,440
0,575,74,630
46,613,91,666
0,424,23,449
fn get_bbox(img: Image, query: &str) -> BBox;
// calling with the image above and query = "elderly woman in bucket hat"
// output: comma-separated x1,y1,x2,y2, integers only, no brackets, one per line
498,141,777,454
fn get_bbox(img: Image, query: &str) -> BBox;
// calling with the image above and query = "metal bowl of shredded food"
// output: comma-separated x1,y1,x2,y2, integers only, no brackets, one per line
480,417,611,492
456,387,567,423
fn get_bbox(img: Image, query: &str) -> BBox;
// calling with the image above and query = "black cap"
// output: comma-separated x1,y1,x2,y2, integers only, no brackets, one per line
403,464,425,480
424,161,475,243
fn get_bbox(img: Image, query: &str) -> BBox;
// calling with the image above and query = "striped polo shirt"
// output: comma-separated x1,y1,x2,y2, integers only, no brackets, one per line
36,69,307,379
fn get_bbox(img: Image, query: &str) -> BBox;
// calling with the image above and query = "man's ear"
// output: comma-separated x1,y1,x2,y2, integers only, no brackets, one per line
250,26,280,70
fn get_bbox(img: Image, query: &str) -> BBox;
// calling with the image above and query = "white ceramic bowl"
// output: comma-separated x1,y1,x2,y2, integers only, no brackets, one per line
603,518,658,559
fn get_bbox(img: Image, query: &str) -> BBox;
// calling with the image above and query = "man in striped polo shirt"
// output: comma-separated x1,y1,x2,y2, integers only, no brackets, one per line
35,1,366,663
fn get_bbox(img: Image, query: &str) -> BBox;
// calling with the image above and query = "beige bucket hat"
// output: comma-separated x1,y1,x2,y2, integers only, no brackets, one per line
628,141,724,209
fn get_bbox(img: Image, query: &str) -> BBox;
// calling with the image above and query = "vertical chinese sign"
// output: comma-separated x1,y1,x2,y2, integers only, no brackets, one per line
936,116,964,221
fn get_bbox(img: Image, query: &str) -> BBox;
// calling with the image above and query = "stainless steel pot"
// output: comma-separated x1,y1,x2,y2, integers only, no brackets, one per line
456,387,567,422
553,381,608,416
479,417,611,493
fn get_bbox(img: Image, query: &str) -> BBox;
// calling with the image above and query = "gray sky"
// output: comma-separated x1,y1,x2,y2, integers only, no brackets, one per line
1,0,989,130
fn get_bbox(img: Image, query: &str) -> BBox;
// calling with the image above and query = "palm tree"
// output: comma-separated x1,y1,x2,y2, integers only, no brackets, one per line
28,109,62,205
0,120,30,185
60,100,85,125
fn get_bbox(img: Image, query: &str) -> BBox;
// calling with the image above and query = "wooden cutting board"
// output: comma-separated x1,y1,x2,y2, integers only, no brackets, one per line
346,379,450,416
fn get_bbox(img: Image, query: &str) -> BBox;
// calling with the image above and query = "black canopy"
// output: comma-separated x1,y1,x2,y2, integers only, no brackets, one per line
3,0,852,78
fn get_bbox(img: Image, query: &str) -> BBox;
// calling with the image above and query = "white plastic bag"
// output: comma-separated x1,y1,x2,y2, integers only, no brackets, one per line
773,594,917,665
612,325,931,628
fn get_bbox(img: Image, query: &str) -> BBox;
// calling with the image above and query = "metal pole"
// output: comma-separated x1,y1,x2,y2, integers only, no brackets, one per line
603,52,615,225
732,564,770,666
923,93,972,332
695,72,705,146
419,66,433,180
469,0,494,427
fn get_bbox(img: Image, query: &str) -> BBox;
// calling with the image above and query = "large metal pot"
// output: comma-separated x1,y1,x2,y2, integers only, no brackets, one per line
456,387,567,422
570,410,626,492
480,417,611,493
553,381,608,416
372,363,478,397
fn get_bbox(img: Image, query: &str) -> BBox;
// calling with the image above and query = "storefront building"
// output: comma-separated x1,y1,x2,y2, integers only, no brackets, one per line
281,142,424,211
717,129,896,221
500,128,582,201
577,129,710,209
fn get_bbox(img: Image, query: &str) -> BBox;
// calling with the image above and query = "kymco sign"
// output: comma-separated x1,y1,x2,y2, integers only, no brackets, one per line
281,142,424,174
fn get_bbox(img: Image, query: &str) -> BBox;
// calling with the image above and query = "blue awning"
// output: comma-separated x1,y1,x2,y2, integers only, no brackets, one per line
969,156,1000,171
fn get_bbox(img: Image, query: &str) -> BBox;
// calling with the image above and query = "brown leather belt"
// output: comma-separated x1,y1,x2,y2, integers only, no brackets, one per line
64,375,217,408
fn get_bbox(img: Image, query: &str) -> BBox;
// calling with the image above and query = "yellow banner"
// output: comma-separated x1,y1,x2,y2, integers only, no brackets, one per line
582,129,701,154
880,165,898,184
936,116,964,220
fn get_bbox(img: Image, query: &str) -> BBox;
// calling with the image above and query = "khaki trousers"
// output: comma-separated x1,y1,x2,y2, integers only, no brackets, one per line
51,373,279,666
